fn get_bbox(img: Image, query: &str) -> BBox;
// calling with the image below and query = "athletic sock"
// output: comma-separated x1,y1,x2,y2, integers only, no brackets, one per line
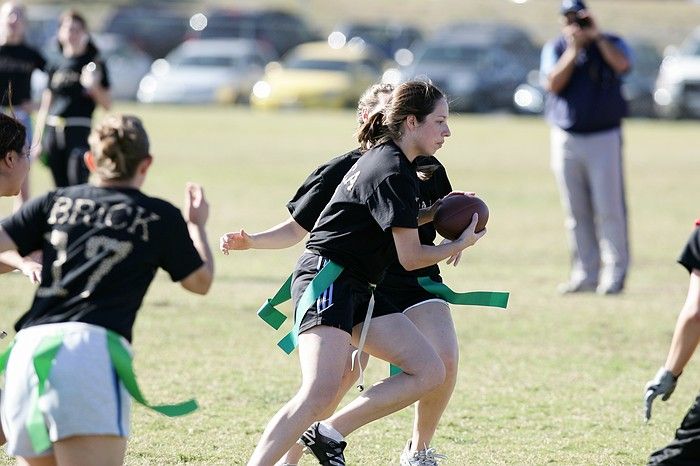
318,422,344,443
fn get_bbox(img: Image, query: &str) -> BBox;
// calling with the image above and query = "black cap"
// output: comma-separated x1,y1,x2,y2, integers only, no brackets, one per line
560,0,586,15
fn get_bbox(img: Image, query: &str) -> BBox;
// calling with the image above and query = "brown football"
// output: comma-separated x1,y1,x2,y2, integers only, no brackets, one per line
433,194,489,240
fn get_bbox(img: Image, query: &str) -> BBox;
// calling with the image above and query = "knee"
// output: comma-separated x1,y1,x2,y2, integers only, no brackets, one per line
438,347,459,383
416,355,446,393
297,383,341,418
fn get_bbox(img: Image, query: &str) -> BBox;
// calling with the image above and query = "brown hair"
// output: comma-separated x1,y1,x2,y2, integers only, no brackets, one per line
88,114,150,181
0,112,25,160
57,9,98,56
356,83,394,126
357,80,445,151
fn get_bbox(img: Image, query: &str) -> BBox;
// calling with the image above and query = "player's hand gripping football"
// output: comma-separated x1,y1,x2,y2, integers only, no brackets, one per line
219,230,254,254
184,183,209,226
454,212,486,250
644,367,679,421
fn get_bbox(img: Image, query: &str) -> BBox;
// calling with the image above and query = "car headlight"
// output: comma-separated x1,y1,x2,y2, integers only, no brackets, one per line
513,85,544,112
252,81,271,99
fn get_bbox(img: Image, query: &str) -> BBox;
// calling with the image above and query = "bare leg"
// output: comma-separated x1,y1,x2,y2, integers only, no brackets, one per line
276,350,368,466
324,313,446,436
53,435,126,466
17,455,56,466
405,301,459,451
18,435,126,466
247,326,351,466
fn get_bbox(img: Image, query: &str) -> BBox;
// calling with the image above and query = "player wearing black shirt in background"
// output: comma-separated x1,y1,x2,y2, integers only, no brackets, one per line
245,81,485,466
0,2,46,207
0,114,213,465
32,10,111,188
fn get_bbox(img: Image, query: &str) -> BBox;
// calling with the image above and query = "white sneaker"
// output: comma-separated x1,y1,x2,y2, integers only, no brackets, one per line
400,440,447,466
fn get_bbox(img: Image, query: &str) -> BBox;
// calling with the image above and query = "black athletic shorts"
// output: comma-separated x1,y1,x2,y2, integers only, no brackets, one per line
292,252,400,335
375,273,447,313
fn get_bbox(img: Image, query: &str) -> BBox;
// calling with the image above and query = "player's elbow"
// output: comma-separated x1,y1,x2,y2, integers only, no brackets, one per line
180,267,213,295
398,255,423,271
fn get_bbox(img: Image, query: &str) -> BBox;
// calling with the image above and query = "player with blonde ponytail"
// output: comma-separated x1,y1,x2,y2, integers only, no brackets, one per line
0,113,213,466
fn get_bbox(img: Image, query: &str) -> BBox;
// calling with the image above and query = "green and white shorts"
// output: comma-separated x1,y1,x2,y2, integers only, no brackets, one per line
1,322,131,457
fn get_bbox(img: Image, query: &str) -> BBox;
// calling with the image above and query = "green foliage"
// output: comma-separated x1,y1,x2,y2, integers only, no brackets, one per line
0,105,697,464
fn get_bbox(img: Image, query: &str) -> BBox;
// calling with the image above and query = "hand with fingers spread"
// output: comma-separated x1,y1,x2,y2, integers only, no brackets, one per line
20,258,42,284
184,183,209,227
446,250,462,267
644,367,679,421
220,230,254,254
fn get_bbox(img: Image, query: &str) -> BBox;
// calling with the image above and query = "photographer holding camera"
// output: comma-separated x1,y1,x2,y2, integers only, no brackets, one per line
540,0,632,296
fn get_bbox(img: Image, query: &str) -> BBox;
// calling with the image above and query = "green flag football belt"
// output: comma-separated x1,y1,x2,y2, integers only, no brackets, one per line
257,269,510,359
0,329,197,454
258,260,344,354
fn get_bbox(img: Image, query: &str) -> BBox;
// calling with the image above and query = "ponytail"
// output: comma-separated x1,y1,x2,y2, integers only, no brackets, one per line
357,110,389,151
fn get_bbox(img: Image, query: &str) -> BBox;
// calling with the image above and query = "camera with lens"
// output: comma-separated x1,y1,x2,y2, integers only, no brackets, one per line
576,16,592,28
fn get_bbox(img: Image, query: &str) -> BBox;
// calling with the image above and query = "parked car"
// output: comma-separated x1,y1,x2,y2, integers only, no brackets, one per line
102,4,189,58
250,41,383,109
513,38,662,118
329,21,422,60
392,23,538,112
654,26,700,119
623,39,663,117
188,8,318,58
31,33,154,101
137,39,275,104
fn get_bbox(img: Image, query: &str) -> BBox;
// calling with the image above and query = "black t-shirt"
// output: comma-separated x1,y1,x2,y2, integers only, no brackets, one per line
47,47,110,118
385,156,452,278
306,142,419,284
679,225,700,273
286,149,361,232
0,43,45,106
1,185,203,342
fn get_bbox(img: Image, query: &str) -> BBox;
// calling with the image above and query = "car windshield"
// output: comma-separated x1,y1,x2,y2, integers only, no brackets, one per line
171,54,242,68
285,58,351,72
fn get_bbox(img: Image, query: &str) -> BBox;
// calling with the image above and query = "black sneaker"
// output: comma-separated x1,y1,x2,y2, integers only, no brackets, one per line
300,422,347,466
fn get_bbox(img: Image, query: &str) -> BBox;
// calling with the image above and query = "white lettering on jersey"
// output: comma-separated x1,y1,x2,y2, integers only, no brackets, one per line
104,203,132,229
342,169,360,192
80,236,133,298
47,196,73,225
36,230,68,298
68,198,97,225
47,197,160,242
127,206,161,242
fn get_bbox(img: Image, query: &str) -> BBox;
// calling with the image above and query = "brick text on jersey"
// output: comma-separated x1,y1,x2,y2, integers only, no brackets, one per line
47,196,161,242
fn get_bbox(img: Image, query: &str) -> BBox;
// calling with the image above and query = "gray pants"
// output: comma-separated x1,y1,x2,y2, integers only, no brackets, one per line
550,126,629,289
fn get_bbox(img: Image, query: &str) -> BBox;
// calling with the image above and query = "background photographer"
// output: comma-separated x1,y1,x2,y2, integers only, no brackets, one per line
540,0,632,296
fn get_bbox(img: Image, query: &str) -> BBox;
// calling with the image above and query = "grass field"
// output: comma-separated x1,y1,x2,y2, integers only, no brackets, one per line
0,104,699,465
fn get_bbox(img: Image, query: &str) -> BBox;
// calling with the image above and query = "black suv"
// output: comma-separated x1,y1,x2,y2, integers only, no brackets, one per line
101,5,190,58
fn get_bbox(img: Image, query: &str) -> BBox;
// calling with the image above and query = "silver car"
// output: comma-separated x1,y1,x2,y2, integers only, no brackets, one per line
654,27,700,119
137,38,276,104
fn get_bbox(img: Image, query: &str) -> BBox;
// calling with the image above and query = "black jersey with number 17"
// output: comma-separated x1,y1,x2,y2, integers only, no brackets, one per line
305,142,419,284
1,185,203,342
